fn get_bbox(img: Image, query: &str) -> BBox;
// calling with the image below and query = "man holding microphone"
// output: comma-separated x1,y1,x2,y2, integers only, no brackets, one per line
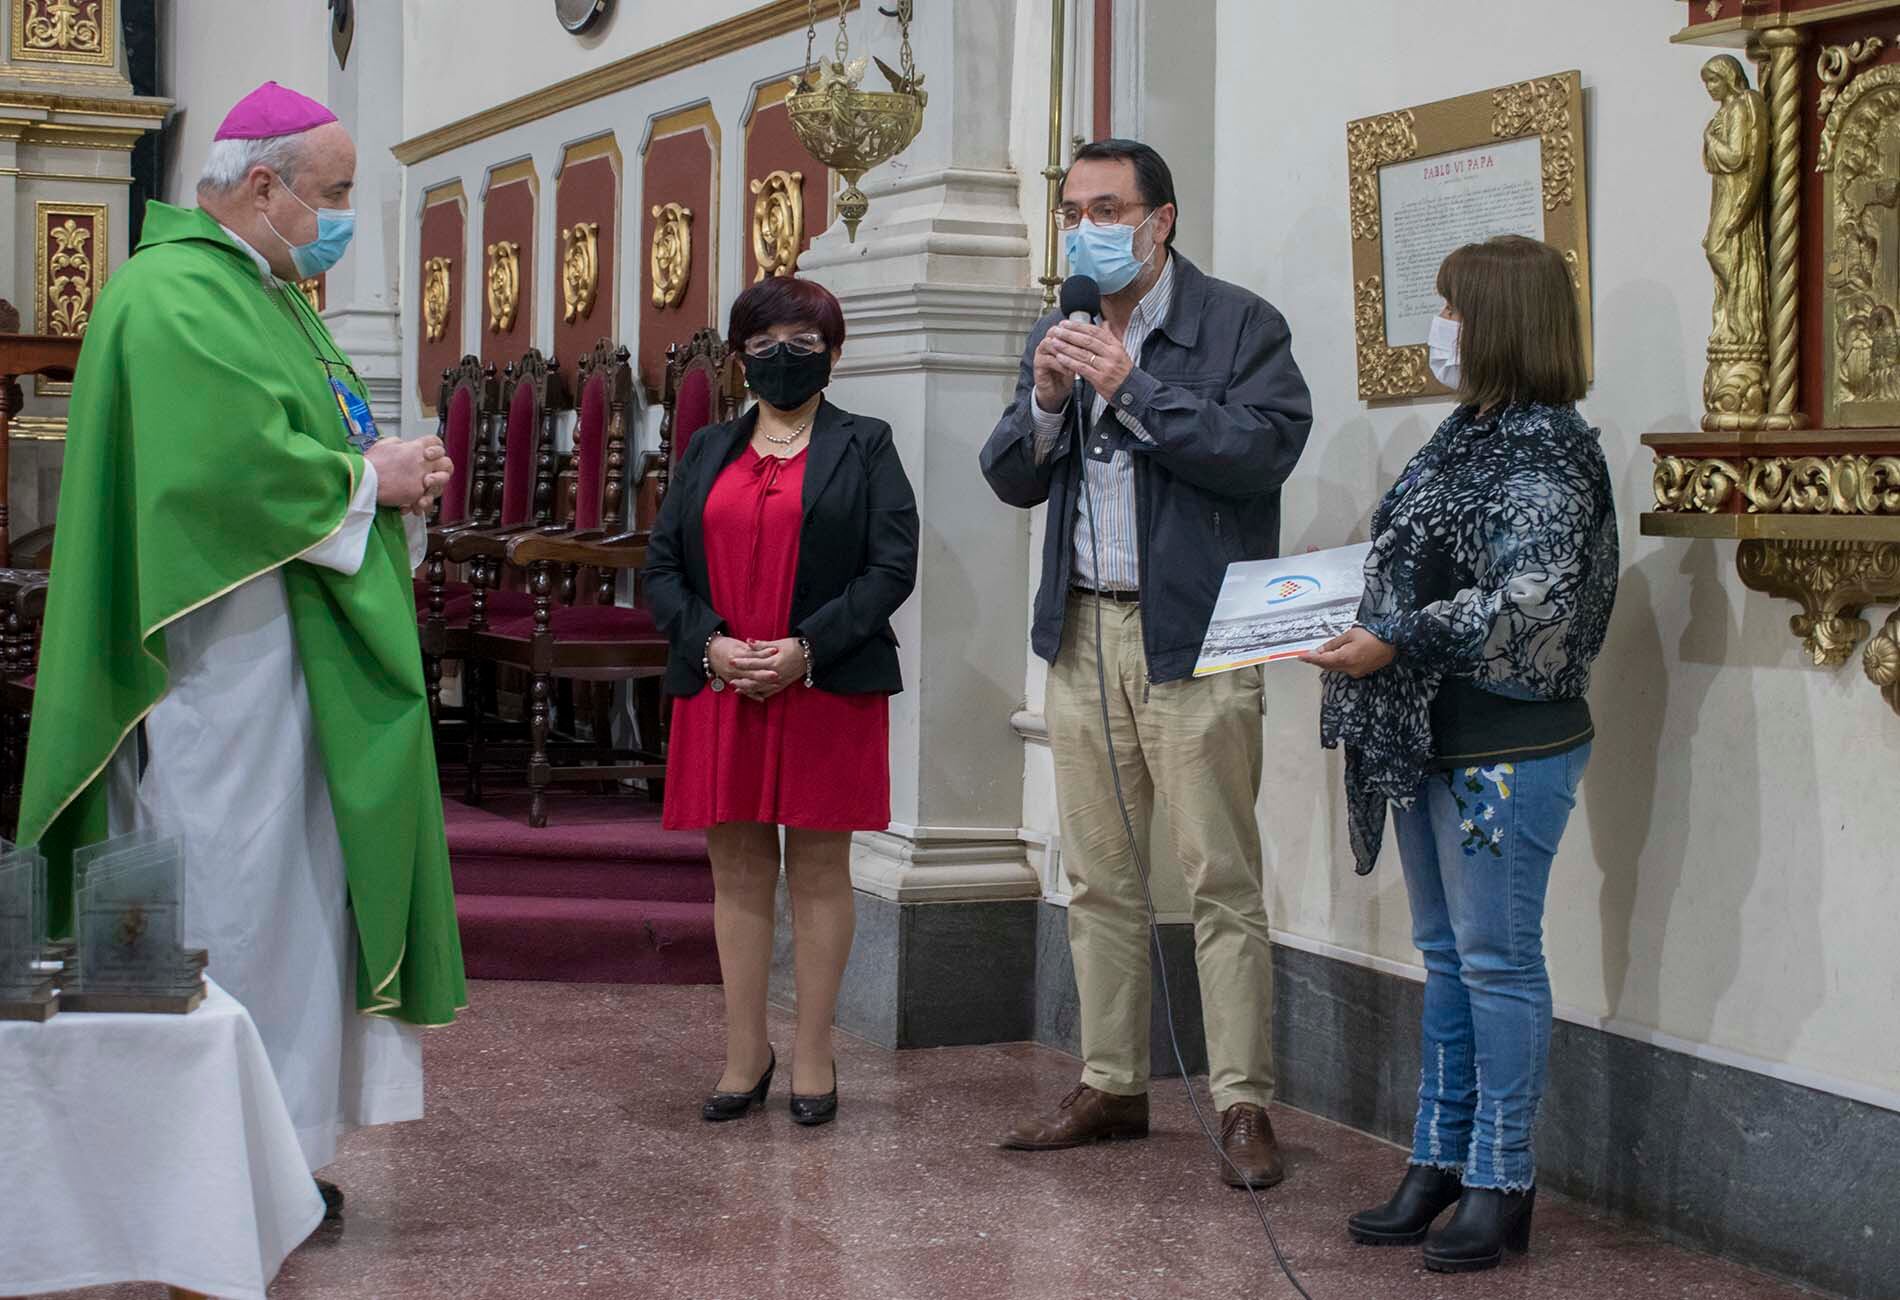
979,139,1312,1189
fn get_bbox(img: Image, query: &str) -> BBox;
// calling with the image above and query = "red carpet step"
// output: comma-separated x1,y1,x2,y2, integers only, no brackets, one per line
444,793,720,985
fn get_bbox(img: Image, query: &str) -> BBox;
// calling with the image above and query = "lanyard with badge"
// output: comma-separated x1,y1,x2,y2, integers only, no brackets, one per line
275,284,381,452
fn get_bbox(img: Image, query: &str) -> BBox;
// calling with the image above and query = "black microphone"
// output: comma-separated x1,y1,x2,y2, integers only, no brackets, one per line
1057,275,1101,445
1058,273,1101,323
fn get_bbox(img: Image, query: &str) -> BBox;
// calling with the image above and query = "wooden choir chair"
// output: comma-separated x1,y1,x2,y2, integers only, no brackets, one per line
439,349,570,799
461,339,664,827
418,354,502,723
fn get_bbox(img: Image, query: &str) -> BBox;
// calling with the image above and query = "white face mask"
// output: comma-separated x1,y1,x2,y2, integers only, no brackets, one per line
1428,315,1462,390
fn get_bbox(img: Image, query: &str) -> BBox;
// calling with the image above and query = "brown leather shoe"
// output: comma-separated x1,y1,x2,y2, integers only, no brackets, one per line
1219,1103,1286,1189
1000,1083,1149,1150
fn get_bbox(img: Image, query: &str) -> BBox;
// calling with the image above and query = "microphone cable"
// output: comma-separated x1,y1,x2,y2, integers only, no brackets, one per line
1073,381,1316,1300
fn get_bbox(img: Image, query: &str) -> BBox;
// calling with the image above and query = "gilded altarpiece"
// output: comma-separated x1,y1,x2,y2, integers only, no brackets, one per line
1648,3,1900,716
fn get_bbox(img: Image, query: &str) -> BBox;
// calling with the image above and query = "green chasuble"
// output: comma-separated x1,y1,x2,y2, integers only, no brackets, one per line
18,202,466,1026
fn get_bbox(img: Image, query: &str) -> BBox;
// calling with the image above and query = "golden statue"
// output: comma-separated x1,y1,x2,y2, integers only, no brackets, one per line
1701,55,1770,426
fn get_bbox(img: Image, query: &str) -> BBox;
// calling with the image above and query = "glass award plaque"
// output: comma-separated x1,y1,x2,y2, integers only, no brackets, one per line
0,844,57,1021
64,832,205,1014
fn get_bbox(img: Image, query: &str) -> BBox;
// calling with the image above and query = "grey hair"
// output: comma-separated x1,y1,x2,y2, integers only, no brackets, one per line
197,132,309,197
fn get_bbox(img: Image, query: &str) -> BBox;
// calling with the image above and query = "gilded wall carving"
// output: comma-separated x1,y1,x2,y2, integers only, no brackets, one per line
423,256,453,342
1818,64,1900,425
36,204,107,339
1817,38,1885,120
486,240,520,334
750,170,805,281
11,0,113,65
649,202,693,309
561,222,600,323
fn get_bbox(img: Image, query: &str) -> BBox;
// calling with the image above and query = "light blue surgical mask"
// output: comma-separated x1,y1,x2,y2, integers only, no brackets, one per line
265,172,355,280
1064,208,1159,295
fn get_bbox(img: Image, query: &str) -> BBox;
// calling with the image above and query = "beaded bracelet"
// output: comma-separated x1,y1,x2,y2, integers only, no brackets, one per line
703,630,726,693
797,636,815,688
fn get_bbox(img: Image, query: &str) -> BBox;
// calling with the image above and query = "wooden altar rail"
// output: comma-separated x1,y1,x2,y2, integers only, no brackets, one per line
0,334,82,567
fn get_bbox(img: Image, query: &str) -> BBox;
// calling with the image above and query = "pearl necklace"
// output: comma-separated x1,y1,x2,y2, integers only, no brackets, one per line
760,418,811,448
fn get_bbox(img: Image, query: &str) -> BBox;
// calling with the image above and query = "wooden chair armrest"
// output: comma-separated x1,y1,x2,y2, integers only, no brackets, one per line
443,523,555,564
506,532,650,569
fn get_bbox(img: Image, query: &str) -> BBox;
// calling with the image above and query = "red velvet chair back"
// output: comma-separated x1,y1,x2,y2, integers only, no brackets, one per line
653,328,743,508
571,340,637,533
432,354,491,526
496,350,566,528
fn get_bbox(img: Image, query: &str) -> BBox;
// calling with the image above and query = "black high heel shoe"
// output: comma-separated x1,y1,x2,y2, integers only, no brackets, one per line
1422,1186,1536,1273
701,1048,775,1122
1347,1165,1462,1245
789,1064,838,1127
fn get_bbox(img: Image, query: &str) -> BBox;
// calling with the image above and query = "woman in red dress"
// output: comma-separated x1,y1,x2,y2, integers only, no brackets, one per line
645,278,917,1127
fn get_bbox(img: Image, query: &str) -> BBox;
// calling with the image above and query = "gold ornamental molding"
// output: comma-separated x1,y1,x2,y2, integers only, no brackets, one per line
649,203,692,309
423,256,454,343
9,415,67,441
1737,538,1900,668
35,201,105,337
0,90,166,121
751,169,805,280
561,222,600,323
10,0,116,68
486,240,521,334
391,0,859,166
1816,37,1885,118
1345,110,1418,245
1345,71,1592,403
1653,454,1900,516
1353,276,1429,399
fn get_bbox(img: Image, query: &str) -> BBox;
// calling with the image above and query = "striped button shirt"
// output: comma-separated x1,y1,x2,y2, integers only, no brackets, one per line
1029,254,1176,592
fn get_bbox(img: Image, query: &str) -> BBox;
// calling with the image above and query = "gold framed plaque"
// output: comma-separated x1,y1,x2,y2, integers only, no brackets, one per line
1346,70,1593,403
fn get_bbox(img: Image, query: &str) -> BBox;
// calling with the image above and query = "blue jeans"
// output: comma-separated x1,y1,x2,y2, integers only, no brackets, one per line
1392,744,1588,1191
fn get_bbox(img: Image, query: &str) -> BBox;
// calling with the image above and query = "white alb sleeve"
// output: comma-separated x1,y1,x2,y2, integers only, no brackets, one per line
300,457,381,576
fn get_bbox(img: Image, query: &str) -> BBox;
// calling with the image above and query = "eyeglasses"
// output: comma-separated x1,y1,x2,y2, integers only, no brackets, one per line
1053,199,1147,232
744,332,826,358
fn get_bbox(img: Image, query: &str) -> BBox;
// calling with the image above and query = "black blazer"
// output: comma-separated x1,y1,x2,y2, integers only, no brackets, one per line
645,398,919,697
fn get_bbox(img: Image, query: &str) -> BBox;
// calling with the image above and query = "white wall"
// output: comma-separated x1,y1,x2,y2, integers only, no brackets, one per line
1201,0,1900,1101
161,0,330,203
401,0,773,137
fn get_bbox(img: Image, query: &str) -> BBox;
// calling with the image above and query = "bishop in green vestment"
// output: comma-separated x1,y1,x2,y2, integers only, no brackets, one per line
17,83,466,1179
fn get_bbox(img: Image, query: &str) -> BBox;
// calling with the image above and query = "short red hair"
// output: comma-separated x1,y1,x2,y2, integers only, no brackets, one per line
726,276,846,353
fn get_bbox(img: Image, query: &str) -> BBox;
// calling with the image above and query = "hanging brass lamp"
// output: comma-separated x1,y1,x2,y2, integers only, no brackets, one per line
786,0,927,243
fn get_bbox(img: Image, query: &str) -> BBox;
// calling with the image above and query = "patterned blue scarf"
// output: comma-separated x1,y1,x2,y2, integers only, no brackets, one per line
1319,402,1619,873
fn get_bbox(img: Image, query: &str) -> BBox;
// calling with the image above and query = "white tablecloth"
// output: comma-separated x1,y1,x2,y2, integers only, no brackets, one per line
0,978,324,1299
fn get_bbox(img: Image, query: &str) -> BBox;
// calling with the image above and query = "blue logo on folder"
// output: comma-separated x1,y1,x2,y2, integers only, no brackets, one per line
1266,576,1321,605
329,377,380,452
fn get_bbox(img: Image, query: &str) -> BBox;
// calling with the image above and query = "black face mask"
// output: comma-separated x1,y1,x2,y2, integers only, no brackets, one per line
742,345,831,411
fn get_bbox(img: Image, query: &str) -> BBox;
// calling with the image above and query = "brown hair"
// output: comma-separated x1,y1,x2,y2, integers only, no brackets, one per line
1435,235,1586,409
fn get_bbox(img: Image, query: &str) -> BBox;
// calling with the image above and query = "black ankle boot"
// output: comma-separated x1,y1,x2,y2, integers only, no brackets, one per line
701,1049,775,1122
1422,1186,1536,1272
1347,1165,1462,1245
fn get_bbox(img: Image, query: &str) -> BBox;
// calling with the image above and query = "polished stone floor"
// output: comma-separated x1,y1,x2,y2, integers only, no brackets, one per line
44,981,1823,1300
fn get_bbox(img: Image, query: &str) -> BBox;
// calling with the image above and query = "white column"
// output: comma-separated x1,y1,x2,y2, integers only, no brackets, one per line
325,3,405,437
800,0,1045,903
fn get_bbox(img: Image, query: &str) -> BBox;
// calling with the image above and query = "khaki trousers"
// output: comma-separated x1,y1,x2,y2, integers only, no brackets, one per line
1046,594,1275,1110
